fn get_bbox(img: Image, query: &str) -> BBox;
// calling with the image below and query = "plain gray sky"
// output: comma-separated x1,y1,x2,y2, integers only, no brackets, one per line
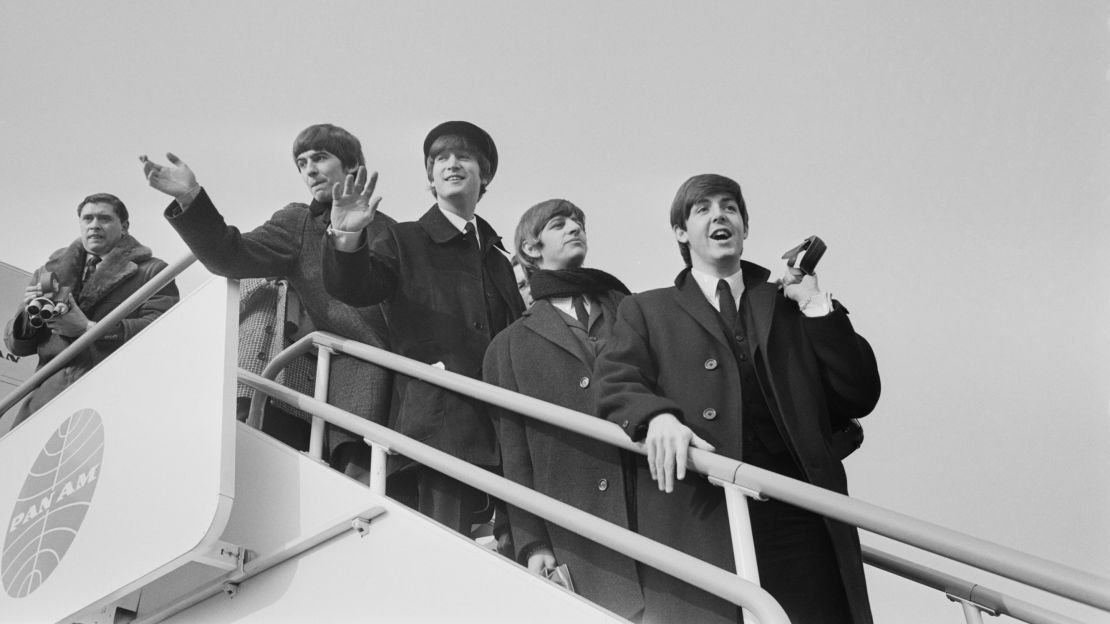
1,2,1108,621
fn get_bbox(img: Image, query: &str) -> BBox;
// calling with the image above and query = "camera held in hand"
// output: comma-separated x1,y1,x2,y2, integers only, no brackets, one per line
25,273,71,329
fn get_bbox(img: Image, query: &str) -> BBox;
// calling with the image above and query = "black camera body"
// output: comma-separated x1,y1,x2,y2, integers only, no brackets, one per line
25,272,70,329
781,235,827,275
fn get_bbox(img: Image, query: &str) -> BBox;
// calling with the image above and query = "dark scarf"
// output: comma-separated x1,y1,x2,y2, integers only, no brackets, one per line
528,268,630,301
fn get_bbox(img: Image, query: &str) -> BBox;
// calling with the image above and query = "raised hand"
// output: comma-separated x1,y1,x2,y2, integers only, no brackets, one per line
329,166,381,234
781,266,822,304
139,153,200,201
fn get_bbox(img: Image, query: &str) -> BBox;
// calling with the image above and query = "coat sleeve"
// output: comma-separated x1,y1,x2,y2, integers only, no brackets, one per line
801,304,881,424
165,188,302,279
482,332,552,563
596,295,684,442
321,228,401,307
95,259,180,347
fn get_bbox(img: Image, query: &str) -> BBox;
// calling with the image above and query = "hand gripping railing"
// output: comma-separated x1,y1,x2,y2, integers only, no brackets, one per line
0,252,196,421
246,331,1110,624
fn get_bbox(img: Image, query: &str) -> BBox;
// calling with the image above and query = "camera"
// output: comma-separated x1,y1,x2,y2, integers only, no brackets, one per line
25,272,70,329
26,296,61,328
781,235,827,275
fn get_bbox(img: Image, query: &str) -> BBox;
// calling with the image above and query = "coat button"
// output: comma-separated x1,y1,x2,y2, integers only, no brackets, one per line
621,420,630,428
473,321,484,330
735,335,745,342
738,353,747,361
589,336,598,342
597,479,609,491
256,352,267,361
702,408,717,420
579,376,590,389
704,358,718,370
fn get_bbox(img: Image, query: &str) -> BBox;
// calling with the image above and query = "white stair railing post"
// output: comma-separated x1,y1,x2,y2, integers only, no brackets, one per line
308,347,334,460
367,442,389,495
711,477,765,624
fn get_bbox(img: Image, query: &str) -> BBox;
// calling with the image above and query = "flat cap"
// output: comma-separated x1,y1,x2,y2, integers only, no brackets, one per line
423,120,498,179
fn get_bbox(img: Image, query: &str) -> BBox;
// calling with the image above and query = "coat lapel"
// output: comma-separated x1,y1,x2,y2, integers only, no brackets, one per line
418,205,462,245
476,214,521,316
739,260,777,354
523,301,590,366
672,271,731,350
77,235,150,310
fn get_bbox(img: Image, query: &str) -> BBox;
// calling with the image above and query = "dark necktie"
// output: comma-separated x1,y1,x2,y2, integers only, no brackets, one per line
83,255,100,283
572,295,589,328
717,279,737,332
464,222,479,252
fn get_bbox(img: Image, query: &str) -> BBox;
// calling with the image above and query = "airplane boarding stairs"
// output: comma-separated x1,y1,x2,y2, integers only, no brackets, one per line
0,279,641,624
2,271,1108,624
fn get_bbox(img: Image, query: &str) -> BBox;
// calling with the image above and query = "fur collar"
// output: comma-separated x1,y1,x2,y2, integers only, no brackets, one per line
44,234,153,310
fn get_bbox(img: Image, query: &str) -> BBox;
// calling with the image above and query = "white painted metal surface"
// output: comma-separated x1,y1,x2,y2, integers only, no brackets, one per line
158,426,624,624
0,278,237,623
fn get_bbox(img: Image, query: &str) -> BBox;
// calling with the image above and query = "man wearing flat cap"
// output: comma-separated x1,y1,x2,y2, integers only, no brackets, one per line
324,121,524,539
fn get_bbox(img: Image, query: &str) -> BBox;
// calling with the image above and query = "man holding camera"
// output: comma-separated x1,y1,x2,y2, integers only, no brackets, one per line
597,174,880,623
4,193,179,427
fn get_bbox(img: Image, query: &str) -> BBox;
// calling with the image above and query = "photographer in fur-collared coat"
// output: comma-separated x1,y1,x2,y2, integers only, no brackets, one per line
4,193,179,427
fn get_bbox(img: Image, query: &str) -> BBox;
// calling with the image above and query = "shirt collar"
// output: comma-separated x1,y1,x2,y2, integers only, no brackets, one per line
437,205,478,239
689,266,744,310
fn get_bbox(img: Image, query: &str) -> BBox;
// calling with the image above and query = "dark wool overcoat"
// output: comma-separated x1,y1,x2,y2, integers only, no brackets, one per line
483,291,644,619
165,189,396,454
597,262,880,624
4,235,179,425
323,206,525,472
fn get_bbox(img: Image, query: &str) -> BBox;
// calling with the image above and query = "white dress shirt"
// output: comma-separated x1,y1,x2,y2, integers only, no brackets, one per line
437,206,479,248
688,266,831,317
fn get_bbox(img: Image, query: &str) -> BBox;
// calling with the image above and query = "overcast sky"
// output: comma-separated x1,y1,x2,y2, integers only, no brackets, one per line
1,2,1108,622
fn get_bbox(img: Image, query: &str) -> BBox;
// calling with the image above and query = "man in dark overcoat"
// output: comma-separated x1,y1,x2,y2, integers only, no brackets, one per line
5,193,179,426
140,124,395,480
483,199,643,619
597,174,881,623
323,121,525,536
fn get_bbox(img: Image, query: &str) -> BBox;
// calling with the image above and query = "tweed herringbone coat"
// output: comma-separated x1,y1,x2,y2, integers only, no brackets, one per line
165,189,395,456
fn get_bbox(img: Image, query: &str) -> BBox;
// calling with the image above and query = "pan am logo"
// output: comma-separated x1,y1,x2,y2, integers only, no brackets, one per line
2,409,104,598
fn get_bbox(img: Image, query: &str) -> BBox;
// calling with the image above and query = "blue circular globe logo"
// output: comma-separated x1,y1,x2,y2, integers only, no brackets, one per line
2,409,105,598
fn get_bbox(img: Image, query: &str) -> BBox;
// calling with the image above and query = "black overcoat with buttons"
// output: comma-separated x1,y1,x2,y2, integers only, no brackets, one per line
483,290,644,619
597,262,880,624
324,205,525,472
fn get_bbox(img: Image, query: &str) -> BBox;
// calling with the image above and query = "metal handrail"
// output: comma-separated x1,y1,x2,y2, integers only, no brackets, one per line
266,331,1110,615
861,546,1086,624
0,252,196,420
237,369,792,624
5,264,1098,622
